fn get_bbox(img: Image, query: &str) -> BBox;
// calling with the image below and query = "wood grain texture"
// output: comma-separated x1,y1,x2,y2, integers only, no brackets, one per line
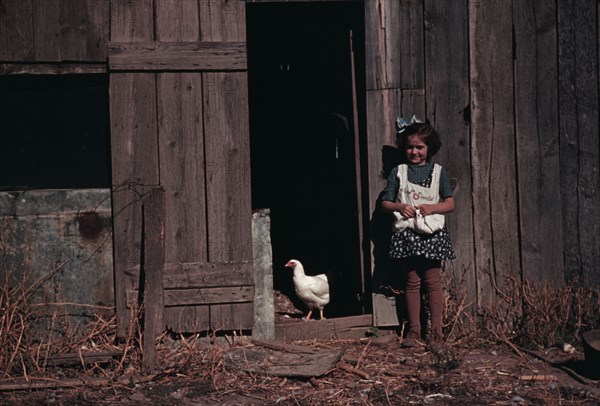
108,41,247,71
141,187,165,372
164,306,210,331
0,63,106,74
110,0,153,42
59,0,109,61
199,0,246,41
469,0,520,307
156,0,200,42
203,72,252,263
364,0,423,91
210,302,254,330
558,0,600,286
0,0,34,61
513,0,563,285
157,72,207,263
33,0,60,61
424,0,475,307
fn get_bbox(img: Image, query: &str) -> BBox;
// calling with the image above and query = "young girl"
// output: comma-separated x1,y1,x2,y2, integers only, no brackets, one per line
380,116,456,349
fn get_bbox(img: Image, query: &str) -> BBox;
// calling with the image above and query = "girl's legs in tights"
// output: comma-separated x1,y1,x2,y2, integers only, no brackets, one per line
405,257,443,343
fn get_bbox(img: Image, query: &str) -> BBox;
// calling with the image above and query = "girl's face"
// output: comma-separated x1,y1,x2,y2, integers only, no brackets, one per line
405,135,428,165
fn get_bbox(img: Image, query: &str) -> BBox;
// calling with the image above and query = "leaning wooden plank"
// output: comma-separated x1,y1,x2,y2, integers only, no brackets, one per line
108,42,247,71
142,187,166,372
224,343,344,378
45,351,123,367
0,374,156,392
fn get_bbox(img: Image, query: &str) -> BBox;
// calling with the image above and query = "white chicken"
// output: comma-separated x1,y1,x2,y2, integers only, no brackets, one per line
284,259,330,321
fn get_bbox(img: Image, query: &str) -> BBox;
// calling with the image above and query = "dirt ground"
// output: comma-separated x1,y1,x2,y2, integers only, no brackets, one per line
1,293,599,405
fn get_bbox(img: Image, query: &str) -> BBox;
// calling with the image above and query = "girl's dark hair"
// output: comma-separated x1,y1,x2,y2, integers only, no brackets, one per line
397,121,442,158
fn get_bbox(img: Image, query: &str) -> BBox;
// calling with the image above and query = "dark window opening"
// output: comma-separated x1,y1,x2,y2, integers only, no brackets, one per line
247,1,366,318
0,74,110,191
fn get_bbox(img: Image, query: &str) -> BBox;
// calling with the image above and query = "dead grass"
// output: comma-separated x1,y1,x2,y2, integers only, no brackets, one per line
1,246,599,404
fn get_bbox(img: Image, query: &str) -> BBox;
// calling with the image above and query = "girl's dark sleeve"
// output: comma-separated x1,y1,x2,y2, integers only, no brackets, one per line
440,168,453,198
381,166,399,202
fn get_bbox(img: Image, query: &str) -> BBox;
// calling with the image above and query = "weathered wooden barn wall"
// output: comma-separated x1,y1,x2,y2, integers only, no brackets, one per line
107,0,252,336
0,0,254,336
1,0,599,332
365,0,599,325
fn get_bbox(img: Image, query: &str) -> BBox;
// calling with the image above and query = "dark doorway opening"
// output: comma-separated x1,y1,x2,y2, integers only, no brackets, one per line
247,2,366,318
0,74,110,191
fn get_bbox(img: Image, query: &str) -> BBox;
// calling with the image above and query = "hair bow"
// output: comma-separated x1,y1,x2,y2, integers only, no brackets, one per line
396,114,423,133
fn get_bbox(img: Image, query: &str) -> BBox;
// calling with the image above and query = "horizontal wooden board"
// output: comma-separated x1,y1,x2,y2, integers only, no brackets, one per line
108,41,247,71
127,285,254,307
125,261,254,288
0,63,106,75
275,314,373,340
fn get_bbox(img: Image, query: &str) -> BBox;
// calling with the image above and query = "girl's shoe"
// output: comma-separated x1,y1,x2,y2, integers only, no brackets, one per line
402,330,424,348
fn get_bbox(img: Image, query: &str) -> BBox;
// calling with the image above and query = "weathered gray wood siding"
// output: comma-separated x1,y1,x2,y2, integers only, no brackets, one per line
1,0,599,331
108,0,252,335
364,0,599,326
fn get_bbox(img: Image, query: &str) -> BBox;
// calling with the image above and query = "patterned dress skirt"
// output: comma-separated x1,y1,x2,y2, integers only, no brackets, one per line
389,226,456,261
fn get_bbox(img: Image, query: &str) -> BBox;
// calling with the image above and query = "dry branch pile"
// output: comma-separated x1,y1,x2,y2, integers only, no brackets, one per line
1,258,599,404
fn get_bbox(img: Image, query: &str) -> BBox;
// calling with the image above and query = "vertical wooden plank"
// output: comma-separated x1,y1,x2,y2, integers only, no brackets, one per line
203,71,253,329
109,0,155,337
154,0,208,333
210,302,254,330
60,0,109,61
110,0,154,42
558,0,600,286
157,73,206,264
514,0,563,285
364,0,425,327
110,72,159,336
199,0,251,331
424,0,475,308
364,0,423,91
155,0,200,42
142,187,165,373
156,0,205,265
164,306,210,332
203,72,252,263
469,0,520,306
33,0,61,61
199,0,245,41
366,87,402,325
0,0,34,61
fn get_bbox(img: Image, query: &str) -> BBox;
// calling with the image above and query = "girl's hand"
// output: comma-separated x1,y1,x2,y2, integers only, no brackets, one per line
399,203,417,218
416,204,435,216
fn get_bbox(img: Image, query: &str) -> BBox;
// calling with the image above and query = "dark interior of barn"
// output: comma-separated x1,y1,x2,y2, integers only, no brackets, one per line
246,2,367,318
0,74,110,190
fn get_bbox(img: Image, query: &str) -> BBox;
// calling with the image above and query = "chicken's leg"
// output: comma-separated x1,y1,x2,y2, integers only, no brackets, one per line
305,309,313,320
